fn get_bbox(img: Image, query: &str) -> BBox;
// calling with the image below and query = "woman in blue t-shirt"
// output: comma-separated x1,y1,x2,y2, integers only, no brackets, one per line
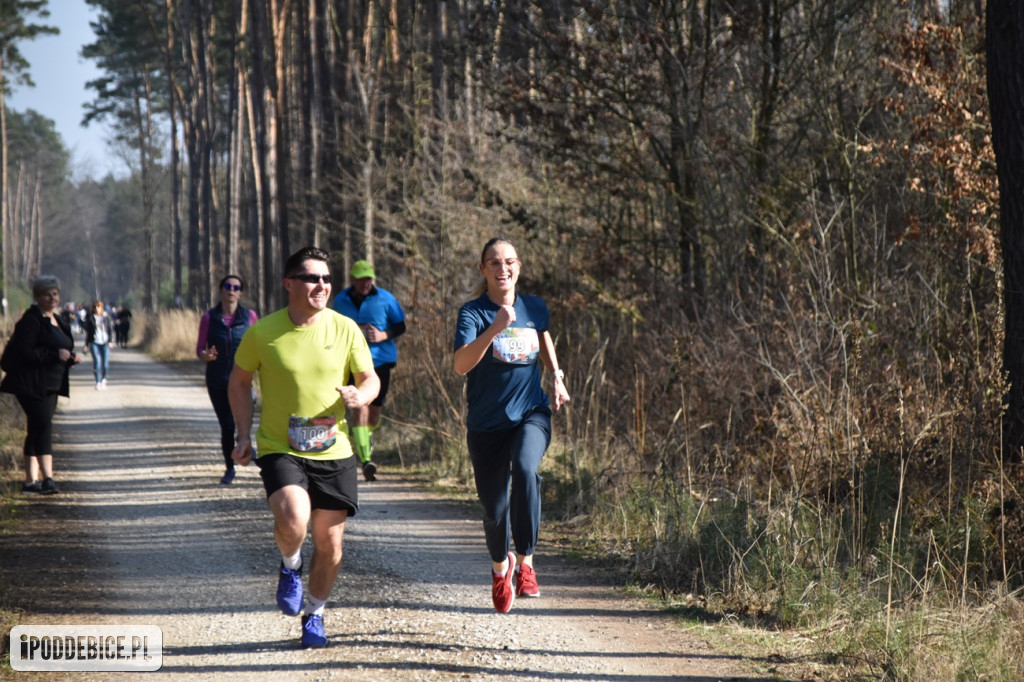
453,237,571,613
197,274,258,484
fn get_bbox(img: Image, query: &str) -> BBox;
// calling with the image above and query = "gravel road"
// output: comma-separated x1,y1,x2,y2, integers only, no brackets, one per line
1,347,770,681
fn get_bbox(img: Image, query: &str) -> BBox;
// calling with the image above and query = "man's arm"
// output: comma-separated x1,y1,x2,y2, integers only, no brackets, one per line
339,368,380,409
385,319,407,341
387,295,407,340
228,365,256,466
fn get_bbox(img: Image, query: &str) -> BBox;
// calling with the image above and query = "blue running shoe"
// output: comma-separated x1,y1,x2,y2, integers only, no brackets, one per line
276,562,303,616
301,613,327,648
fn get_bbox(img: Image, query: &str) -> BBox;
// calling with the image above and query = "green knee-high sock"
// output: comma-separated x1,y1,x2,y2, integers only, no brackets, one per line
352,425,372,464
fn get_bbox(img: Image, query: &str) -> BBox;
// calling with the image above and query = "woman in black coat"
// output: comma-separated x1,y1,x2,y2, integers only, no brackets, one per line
0,275,83,494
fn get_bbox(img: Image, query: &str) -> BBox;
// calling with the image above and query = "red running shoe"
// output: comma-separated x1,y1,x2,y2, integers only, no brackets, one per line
491,551,516,613
516,562,540,598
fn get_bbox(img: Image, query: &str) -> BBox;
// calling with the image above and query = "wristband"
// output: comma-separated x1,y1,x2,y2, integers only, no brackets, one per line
551,369,564,380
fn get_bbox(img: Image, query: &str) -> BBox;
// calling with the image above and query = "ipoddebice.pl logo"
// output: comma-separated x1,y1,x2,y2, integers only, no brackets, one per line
10,624,162,672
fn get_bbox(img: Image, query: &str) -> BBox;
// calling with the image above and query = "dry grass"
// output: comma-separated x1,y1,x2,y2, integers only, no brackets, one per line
0,316,25,488
0,262,1018,677
132,309,201,361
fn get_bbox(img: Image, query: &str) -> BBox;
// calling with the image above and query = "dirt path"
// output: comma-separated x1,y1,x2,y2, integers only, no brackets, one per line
1,348,770,681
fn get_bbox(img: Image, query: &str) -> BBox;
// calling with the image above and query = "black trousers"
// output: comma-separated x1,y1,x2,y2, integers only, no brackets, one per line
16,392,59,456
207,384,236,469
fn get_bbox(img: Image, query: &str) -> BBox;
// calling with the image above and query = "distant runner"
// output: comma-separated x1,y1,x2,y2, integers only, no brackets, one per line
197,274,258,484
332,259,407,481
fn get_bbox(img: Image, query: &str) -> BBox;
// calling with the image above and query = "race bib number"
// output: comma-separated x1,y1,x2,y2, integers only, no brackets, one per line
491,327,540,365
288,415,338,453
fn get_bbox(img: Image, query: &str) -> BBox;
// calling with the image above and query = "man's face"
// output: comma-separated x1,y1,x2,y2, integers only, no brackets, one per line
284,260,332,313
351,276,374,297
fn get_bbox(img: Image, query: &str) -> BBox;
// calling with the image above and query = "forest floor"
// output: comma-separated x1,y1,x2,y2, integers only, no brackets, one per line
0,347,811,680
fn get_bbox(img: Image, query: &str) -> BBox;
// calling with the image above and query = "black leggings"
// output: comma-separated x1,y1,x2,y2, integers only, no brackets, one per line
16,392,59,456
207,384,236,469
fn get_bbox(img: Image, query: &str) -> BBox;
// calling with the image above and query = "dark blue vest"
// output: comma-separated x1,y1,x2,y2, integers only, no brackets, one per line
205,304,252,389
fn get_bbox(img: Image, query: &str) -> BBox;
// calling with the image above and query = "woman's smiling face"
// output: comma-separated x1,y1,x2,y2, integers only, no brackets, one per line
480,242,520,296
36,288,60,313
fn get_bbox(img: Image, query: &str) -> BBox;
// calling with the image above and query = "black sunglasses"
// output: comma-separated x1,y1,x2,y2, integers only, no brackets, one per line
223,283,242,292
289,273,333,285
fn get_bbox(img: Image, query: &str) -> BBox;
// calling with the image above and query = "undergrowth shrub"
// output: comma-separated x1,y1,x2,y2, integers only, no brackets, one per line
133,309,200,361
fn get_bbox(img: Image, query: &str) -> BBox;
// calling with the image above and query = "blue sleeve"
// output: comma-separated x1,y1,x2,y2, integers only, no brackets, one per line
454,304,482,351
386,291,406,325
331,291,353,319
516,295,550,333
541,301,550,332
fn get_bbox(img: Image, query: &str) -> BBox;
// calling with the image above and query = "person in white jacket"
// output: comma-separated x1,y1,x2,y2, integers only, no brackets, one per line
84,300,115,389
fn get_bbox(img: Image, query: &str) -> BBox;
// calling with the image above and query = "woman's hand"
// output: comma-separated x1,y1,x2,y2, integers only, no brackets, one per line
493,304,516,331
199,346,219,362
59,349,83,365
552,376,571,411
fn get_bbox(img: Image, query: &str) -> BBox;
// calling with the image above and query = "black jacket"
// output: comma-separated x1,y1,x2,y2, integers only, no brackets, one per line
0,305,76,398
84,311,115,346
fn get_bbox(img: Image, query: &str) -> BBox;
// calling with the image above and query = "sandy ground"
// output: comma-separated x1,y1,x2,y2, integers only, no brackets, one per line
0,347,777,681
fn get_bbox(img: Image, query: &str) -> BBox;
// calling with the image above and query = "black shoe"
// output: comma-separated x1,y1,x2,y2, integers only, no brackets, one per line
220,468,236,485
40,477,59,495
22,481,42,494
362,461,377,482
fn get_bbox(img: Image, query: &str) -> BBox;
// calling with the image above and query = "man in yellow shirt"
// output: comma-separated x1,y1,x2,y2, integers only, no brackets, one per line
229,246,379,648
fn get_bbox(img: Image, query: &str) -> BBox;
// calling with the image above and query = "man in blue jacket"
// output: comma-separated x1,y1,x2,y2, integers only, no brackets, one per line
332,260,407,480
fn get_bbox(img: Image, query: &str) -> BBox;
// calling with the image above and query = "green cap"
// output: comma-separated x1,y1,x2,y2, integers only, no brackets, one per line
350,260,375,279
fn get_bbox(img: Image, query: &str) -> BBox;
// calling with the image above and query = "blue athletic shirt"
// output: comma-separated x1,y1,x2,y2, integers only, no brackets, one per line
454,293,550,431
332,286,405,366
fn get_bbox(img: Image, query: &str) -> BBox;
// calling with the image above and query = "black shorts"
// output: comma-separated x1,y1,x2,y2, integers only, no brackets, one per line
349,363,394,407
256,453,359,515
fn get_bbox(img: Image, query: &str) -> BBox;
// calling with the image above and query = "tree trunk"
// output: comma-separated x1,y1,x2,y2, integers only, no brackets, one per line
229,72,244,277
308,0,323,247
429,0,446,123
170,89,183,305
197,1,215,306
13,161,25,279
228,0,249,276
147,0,184,306
0,63,8,321
30,168,41,278
133,72,158,312
271,0,291,262
987,1,1024,460
246,0,270,312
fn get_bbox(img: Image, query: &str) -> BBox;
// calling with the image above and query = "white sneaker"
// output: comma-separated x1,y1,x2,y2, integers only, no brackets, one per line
95,382,102,390
101,378,107,387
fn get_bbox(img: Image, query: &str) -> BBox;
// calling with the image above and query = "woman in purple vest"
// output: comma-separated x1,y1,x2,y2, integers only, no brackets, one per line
197,274,258,484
